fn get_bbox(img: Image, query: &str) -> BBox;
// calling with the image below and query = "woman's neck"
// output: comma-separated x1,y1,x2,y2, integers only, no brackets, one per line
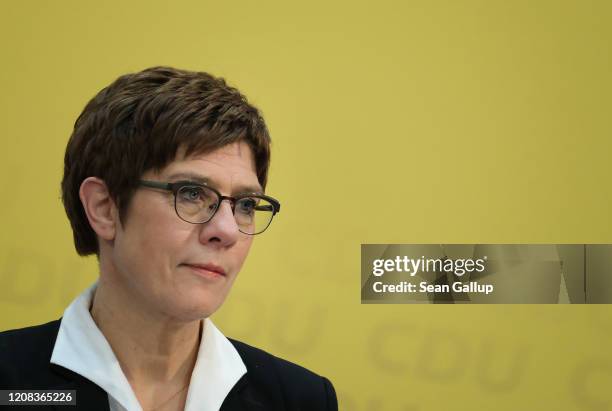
89,277,201,407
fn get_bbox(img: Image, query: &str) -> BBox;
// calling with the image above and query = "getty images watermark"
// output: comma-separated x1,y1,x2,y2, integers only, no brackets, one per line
362,244,612,304
370,255,494,295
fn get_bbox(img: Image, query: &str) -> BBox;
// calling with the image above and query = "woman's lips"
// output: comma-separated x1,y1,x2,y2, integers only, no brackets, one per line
182,263,227,278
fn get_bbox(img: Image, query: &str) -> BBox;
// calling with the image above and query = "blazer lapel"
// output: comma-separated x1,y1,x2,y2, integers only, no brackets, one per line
220,375,272,411
49,363,110,411
221,340,288,411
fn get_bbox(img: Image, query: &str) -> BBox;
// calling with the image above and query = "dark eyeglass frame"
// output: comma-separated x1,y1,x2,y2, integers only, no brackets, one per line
138,179,281,235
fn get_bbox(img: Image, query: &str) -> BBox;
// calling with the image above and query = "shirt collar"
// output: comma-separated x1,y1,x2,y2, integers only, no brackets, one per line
50,282,246,411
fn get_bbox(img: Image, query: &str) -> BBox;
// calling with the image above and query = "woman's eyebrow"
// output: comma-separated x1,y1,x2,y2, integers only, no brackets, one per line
166,172,263,194
166,172,210,184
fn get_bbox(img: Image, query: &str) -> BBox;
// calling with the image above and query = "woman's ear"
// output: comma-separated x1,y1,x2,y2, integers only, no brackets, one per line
79,177,118,241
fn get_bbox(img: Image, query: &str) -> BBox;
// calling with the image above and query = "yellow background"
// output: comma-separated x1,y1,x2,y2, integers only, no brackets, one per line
1,1,611,409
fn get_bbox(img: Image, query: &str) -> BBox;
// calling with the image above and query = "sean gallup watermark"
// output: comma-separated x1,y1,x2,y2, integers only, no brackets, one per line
372,280,493,295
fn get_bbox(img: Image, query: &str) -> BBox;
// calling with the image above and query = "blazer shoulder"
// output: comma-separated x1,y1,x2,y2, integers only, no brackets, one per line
0,319,62,386
228,338,338,411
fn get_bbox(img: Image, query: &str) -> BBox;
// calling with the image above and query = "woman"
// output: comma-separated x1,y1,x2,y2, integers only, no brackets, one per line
0,66,338,411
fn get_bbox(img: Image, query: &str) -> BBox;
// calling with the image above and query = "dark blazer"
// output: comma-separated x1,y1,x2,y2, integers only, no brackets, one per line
0,319,338,411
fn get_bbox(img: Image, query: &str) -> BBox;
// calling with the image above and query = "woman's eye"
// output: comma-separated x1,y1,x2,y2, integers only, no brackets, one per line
180,187,203,202
238,198,257,213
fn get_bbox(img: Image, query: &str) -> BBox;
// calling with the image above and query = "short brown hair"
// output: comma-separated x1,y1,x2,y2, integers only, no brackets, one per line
61,66,271,256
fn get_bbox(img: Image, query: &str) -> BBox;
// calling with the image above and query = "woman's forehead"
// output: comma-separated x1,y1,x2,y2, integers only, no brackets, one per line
175,141,254,162
151,142,262,193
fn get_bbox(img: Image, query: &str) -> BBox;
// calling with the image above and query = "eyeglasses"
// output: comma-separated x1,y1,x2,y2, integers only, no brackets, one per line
139,180,281,235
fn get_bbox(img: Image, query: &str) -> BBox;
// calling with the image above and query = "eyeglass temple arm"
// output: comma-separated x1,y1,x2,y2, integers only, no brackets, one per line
139,180,172,190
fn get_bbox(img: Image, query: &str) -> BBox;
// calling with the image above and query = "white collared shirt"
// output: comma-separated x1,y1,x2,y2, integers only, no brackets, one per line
50,283,247,411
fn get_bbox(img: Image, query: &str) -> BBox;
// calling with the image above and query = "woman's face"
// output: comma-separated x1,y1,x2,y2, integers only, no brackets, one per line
107,141,261,321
